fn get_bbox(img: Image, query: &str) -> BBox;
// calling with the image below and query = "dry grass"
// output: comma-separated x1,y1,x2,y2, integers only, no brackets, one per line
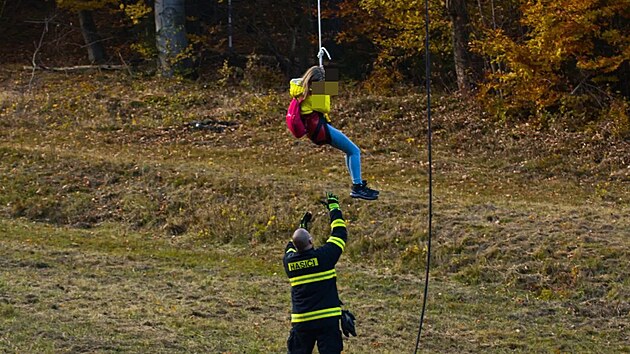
0,69,628,353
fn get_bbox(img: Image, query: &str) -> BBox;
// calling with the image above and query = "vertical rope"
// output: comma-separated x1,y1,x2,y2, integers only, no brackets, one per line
316,0,331,66
414,0,432,352
317,0,323,67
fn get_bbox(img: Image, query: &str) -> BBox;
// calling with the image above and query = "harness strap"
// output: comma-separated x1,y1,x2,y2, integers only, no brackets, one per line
308,114,330,145
310,115,324,141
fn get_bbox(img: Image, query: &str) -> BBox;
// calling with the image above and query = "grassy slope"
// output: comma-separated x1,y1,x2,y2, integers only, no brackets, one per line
0,69,628,353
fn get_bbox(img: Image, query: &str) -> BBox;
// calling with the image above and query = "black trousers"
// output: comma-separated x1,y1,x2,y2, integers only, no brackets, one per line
287,324,343,354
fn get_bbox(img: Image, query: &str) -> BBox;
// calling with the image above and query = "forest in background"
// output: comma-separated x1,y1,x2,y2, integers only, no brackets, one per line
0,0,628,135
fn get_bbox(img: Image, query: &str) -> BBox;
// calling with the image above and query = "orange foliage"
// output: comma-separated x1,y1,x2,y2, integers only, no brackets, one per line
472,0,629,118
335,0,451,92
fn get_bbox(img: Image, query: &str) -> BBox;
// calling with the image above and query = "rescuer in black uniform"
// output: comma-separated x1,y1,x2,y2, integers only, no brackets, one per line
283,192,348,354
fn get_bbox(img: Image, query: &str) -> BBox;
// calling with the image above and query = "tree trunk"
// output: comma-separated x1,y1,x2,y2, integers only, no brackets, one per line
78,10,106,64
155,0,190,77
446,0,473,94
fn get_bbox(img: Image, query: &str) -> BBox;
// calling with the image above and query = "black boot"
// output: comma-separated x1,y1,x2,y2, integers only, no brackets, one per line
362,180,379,195
350,181,379,200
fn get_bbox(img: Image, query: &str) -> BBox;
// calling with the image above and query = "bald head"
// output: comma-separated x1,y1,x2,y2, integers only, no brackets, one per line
292,228,313,252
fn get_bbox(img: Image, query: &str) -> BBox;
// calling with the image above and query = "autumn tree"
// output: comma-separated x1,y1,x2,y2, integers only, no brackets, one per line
446,0,475,93
336,0,453,91
472,0,630,124
229,0,317,77
154,0,191,77
55,0,116,64
118,0,316,78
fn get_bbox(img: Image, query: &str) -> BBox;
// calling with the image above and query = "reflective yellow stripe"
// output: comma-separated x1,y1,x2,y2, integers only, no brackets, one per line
328,203,339,210
331,219,346,229
289,269,336,286
327,236,345,251
286,248,297,253
291,307,342,323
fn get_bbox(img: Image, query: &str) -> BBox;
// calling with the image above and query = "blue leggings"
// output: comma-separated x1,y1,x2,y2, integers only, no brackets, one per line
327,124,362,185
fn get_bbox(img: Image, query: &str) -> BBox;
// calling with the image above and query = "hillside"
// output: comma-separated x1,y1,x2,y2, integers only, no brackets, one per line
0,68,628,353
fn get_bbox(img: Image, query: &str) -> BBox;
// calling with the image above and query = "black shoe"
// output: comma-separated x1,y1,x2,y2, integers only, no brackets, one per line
350,182,379,200
362,180,379,195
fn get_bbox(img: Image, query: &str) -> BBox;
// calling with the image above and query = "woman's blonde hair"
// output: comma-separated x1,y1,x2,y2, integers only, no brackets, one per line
300,66,325,99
